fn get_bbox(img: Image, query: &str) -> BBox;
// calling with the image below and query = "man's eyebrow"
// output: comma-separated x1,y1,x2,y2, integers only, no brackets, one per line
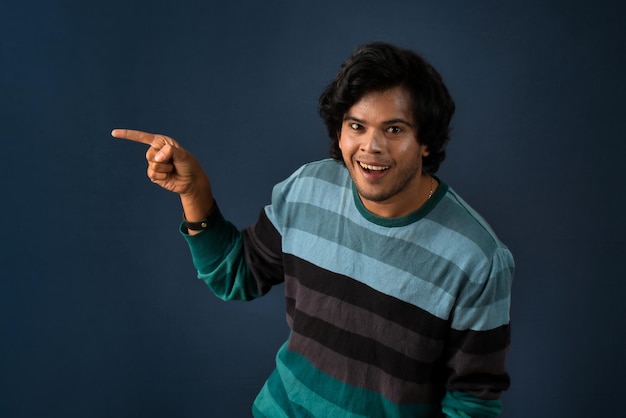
343,115,414,128
383,118,414,128
343,115,365,124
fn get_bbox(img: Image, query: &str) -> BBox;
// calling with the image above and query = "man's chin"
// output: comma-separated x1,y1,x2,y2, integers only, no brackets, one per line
353,185,392,204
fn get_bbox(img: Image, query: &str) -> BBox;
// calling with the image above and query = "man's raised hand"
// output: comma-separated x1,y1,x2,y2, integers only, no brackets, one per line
111,129,212,202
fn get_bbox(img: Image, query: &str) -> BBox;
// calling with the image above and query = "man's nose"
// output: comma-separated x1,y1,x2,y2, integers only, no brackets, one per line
360,130,383,153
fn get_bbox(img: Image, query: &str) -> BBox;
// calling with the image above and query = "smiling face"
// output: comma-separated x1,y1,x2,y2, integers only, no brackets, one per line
338,86,432,218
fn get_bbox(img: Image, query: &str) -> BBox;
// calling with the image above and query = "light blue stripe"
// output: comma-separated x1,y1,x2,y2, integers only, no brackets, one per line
283,224,510,331
272,196,508,297
282,228,456,320
268,176,500,283
297,158,350,186
451,297,511,331
273,164,504,259
281,226,511,330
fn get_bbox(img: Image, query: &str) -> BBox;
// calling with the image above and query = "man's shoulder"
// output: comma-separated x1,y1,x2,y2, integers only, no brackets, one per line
435,186,512,257
266,159,350,230
298,158,345,177
282,159,348,188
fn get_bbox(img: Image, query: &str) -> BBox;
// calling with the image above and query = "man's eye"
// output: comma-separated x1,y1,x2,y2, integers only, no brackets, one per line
387,126,402,134
350,123,361,130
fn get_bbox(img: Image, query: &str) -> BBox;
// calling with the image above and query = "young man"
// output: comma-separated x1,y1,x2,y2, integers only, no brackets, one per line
113,42,514,417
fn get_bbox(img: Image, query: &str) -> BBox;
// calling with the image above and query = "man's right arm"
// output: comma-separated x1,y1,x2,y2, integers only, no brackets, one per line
112,128,281,301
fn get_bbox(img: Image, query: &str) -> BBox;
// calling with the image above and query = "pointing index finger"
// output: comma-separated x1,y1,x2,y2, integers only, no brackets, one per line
111,129,158,146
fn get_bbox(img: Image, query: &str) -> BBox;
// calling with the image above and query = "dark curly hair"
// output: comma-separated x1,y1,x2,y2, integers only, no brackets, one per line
318,42,455,174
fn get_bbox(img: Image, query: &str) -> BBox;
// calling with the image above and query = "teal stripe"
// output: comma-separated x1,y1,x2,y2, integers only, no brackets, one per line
441,390,502,418
275,351,366,417
268,344,436,417
253,370,292,418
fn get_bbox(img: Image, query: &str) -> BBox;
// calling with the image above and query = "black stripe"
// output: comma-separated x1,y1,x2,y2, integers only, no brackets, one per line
242,208,285,295
285,296,296,320
446,370,511,398
284,253,450,340
291,309,437,384
448,324,510,354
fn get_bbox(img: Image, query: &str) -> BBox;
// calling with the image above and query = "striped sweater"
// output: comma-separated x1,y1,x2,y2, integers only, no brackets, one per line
182,159,514,417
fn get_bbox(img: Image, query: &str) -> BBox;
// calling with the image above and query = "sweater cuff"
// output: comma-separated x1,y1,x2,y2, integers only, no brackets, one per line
179,204,240,268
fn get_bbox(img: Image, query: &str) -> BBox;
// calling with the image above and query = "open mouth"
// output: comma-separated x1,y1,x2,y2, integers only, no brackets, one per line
358,161,390,172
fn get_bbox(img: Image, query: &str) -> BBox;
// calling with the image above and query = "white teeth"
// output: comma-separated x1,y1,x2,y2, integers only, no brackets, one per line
359,162,389,171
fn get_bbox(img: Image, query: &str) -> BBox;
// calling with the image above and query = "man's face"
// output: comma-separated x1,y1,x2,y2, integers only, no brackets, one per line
338,86,430,218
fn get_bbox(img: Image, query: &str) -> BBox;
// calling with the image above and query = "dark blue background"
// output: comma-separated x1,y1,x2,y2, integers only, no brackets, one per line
1,1,624,417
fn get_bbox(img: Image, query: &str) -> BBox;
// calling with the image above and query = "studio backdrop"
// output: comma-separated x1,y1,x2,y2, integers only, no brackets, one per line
1,1,624,417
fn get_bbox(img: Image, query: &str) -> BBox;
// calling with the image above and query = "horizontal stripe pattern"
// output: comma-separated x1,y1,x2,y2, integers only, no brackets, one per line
186,159,513,417
266,162,513,331
284,228,459,323
288,333,437,405
275,346,369,418
274,217,510,330
284,254,449,341
255,342,439,417
280,253,510,404
264,160,511,414
284,273,444,363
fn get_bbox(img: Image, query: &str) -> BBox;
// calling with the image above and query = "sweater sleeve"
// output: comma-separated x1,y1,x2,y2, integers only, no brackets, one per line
441,391,503,418
180,205,258,301
180,204,285,301
442,245,514,417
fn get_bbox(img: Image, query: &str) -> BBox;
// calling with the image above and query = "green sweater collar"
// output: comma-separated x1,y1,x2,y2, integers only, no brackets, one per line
351,177,448,227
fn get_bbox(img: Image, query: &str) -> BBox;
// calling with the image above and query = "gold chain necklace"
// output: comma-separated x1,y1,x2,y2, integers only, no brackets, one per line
427,176,434,200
